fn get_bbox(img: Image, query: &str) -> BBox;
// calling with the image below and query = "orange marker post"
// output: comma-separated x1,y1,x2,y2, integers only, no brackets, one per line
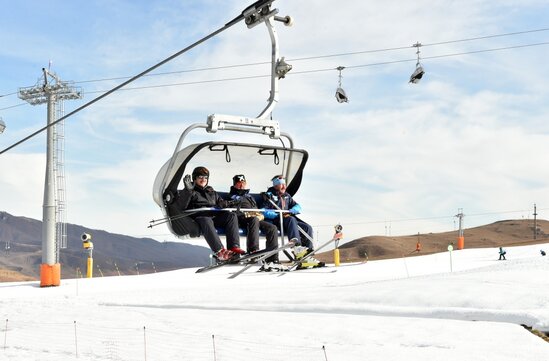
40,263,61,287
457,236,464,250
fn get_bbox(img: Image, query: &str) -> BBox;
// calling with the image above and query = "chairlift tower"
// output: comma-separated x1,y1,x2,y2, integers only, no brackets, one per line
18,68,82,287
533,203,538,240
455,208,465,250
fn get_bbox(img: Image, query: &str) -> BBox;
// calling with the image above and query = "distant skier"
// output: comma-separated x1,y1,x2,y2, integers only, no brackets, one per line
498,247,507,260
541,250,546,256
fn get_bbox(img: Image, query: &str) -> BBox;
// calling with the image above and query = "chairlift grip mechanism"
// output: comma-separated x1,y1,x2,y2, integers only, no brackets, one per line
244,2,278,29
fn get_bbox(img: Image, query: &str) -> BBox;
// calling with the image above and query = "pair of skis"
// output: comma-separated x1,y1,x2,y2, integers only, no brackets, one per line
233,224,342,277
195,242,294,274
195,224,343,278
227,242,295,279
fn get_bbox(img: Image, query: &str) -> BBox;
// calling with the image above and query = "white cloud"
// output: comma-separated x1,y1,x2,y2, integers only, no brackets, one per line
0,153,45,220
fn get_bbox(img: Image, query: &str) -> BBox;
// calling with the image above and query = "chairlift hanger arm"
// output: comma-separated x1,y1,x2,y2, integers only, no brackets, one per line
237,0,293,119
158,2,293,193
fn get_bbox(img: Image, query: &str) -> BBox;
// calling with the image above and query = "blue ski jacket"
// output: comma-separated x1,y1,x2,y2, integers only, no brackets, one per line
263,187,302,219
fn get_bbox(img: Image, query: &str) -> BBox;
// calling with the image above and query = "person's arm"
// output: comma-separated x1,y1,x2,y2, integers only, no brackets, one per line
287,195,302,215
174,174,194,210
175,187,193,210
215,191,240,209
289,202,302,215
263,208,278,219
260,191,278,219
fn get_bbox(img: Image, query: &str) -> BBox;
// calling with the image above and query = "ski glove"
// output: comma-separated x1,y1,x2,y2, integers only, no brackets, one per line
217,198,240,209
263,209,278,219
183,174,193,191
289,204,302,215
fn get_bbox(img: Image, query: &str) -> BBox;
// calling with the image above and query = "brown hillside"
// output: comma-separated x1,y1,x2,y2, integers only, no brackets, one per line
0,210,211,283
0,267,36,282
316,219,549,263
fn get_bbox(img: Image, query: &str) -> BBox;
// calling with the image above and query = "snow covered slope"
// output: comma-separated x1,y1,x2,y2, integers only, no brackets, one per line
1,243,548,360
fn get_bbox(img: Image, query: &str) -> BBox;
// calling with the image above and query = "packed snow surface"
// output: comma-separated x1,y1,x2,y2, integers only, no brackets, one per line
1,243,549,360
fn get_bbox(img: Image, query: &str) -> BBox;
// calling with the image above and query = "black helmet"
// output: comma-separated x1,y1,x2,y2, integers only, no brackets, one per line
232,174,246,185
192,166,209,180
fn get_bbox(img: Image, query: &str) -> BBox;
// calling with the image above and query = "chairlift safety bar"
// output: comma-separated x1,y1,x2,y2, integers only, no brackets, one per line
207,113,281,138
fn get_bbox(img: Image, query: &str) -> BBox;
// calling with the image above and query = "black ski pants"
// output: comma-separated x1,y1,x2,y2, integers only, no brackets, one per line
238,216,278,253
194,212,241,253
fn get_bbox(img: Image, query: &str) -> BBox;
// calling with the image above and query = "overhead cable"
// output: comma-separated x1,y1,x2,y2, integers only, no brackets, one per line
0,0,258,154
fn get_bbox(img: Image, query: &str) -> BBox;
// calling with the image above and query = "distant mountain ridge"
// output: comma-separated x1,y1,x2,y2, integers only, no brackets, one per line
0,211,211,282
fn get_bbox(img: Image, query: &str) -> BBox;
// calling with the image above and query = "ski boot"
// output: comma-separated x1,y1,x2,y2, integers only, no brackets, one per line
259,262,289,272
293,246,325,269
296,256,325,269
214,248,236,262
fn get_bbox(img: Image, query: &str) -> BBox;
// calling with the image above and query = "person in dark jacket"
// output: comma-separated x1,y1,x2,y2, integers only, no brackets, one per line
263,175,314,250
229,174,279,261
175,166,244,261
498,247,507,260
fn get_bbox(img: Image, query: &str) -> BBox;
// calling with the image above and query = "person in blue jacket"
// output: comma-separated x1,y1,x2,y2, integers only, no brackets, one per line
263,175,314,251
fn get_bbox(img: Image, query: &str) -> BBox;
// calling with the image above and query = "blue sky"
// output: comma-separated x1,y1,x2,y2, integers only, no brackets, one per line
1,0,549,245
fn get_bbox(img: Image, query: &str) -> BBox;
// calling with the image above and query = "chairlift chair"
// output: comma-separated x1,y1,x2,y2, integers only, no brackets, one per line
151,2,304,241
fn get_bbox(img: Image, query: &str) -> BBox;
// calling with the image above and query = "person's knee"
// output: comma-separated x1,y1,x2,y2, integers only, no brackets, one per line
301,222,313,234
195,217,214,227
286,217,298,227
266,223,277,234
248,217,259,227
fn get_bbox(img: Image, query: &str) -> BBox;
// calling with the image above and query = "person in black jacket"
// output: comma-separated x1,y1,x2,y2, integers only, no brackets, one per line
229,174,279,261
175,166,244,261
